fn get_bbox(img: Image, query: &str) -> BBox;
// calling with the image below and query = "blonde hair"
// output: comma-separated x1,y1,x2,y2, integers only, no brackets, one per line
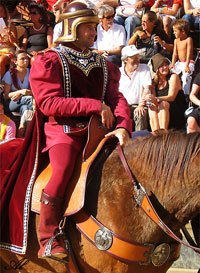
172,19,190,35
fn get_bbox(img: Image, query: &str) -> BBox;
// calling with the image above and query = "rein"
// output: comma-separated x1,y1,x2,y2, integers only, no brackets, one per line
117,143,200,255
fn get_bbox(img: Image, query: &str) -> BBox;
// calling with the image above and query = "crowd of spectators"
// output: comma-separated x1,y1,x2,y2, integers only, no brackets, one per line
0,0,200,142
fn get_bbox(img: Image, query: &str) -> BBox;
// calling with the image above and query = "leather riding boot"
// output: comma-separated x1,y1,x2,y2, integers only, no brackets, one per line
38,190,69,260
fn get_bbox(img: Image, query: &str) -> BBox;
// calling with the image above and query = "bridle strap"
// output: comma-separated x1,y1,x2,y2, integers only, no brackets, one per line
117,144,200,255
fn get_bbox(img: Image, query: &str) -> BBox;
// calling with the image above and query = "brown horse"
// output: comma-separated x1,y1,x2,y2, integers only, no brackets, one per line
0,131,200,273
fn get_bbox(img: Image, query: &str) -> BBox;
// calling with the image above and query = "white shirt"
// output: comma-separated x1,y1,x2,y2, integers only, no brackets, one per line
93,23,126,50
53,22,62,43
190,0,200,9
119,63,152,105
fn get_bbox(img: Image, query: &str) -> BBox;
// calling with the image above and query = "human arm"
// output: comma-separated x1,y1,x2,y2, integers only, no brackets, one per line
157,3,181,16
170,38,178,68
3,71,31,100
103,62,132,144
189,77,200,107
30,52,104,117
4,83,31,101
184,0,200,15
4,119,16,140
95,0,119,9
21,29,28,50
151,0,163,12
6,22,18,46
47,26,53,49
134,0,145,9
157,74,181,102
128,29,147,45
185,37,193,72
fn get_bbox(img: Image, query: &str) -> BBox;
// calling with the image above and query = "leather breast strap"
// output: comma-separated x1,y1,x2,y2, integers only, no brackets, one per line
73,209,181,264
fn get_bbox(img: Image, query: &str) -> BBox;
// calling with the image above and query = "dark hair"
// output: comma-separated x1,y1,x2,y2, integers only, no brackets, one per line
14,49,27,58
28,3,48,24
144,10,157,23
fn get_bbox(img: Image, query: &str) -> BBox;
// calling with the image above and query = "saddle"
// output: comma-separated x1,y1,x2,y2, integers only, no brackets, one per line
31,115,117,216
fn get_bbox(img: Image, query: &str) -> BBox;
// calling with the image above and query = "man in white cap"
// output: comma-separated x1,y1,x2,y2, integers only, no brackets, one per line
119,45,152,131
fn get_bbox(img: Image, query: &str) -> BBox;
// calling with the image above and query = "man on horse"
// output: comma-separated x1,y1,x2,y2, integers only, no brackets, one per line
29,0,132,262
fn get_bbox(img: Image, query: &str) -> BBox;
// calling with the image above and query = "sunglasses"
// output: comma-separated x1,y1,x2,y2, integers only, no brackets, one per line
30,11,39,15
103,14,114,19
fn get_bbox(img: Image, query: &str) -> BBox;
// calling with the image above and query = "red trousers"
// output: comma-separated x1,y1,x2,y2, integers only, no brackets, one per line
44,139,85,199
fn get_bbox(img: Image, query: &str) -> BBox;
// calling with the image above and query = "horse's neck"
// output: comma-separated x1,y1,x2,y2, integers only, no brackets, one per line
127,143,200,227
95,145,199,244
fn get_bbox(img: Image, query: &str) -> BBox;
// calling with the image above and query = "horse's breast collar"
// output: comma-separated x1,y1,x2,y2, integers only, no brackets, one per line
73,209,181,266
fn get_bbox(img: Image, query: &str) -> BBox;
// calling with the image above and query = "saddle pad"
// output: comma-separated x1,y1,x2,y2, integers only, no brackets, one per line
31,137,109,216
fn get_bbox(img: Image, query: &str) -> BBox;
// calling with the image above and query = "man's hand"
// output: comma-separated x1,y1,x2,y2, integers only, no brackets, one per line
99,103,115,129
105,128,130,146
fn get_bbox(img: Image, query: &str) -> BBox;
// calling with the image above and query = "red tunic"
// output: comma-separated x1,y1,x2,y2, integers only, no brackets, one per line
30,46,132,151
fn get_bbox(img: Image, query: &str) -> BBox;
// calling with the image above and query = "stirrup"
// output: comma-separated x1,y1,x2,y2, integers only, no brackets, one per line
42,218,70,263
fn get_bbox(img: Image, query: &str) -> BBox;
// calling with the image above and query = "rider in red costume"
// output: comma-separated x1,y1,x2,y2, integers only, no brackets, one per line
30,0,132,261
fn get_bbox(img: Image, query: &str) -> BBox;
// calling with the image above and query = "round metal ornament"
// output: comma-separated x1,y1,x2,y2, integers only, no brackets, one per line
94,227,113,251
151,243,171,267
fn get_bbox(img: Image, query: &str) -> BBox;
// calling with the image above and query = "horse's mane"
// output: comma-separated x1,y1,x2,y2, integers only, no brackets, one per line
126,131,200,186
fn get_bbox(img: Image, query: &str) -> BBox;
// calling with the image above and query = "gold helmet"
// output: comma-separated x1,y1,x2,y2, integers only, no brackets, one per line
55,0,98,43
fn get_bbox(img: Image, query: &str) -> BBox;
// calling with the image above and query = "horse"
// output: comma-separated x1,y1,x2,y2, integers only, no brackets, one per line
0,130,200,273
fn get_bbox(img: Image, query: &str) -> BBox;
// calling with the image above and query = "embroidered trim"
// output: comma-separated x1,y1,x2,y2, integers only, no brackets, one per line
22,137,39,254
59,45,102,77
52,47,71,98
101,57,108,102
0,124,40,255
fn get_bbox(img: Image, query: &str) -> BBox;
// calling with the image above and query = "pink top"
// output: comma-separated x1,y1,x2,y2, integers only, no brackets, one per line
0,115,16,140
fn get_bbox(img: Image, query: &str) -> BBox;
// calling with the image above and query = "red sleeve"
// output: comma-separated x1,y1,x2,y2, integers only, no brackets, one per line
105,62,132,134
173,0,182,5
30,51,102,117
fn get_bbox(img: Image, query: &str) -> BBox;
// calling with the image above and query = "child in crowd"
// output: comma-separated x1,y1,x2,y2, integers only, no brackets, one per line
151,0,183,36
0,93,16,141
170,19,194,95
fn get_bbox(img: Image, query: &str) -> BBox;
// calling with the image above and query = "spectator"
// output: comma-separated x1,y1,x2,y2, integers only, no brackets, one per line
147,53,187,130
0,93,16,141
22,3,53,56
119,45,152,130
151,0,183,37
186,72,200,132
0,3,18,56
0,3,18,77
170,19,194,95
92,4,126,67
18,98,35,138
128,10,173,63
114,0,143,43
183,0,200,31
2,49,33,117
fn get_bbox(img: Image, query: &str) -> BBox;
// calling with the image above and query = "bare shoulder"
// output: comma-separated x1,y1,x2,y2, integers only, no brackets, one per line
186,36,193,44
170,73,180,82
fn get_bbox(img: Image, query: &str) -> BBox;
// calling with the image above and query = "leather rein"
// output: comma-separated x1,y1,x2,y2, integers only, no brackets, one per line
116,143,200,255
